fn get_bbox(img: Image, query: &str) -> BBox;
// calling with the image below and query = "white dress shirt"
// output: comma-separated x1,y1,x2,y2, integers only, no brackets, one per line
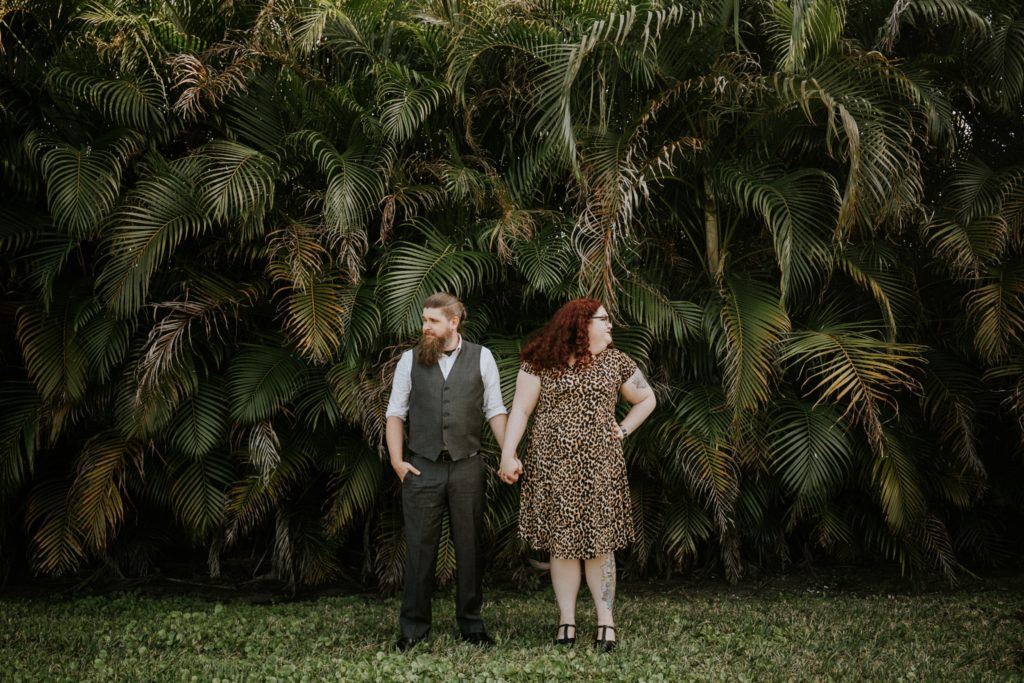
385,335,508,421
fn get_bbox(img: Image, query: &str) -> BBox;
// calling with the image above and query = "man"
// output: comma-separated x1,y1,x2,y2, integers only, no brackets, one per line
385,292,508,651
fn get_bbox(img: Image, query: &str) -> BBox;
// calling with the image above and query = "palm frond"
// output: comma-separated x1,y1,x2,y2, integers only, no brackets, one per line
290,512,340,587
16,230,76,309
324,444,382,536
49,67,166,130
98,161,211,314
198,140,277,236
975,14,1024,109
766,0,846,74
719,276,791,413
872,427,926,533
660,492,715,569
773,47,925,237
940,156,1012,223
138,275,260,407
658,386,738,532
279,274,347,364
372,501,406,590
221,70,288,150
0,381,43,491
16,300,90,403
923,214,1008,280
984,356,1024,440
715,164,838,302
227,343,308,423
484,477,529,567
920,351,987,480
288,130,383,238
965,259,1024,362
77,0,196,77
26,131,140,237
168,379,228,461
510,226,575,296
781,315,925,450
767,399,852,516
436,510,457,584
618,277,703,345
326,361,367,427
876,0,989,53
377,62,450,144
247,420,281,482
810,505,855,551
169,452,233,538
836,241,919,338
914,512,962,582
26,477,83,575
70,431,141,551
377,223,500,335
115,339,192,440
224,448,316,546
628,474,665,571
610,324,654,368
78,312,133,385
294,372,342,430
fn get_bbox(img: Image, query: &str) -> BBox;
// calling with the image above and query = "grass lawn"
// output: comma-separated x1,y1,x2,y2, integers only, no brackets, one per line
2,574,1022,681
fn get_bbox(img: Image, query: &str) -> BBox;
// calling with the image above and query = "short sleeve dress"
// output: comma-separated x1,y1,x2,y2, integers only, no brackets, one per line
518,347,638,559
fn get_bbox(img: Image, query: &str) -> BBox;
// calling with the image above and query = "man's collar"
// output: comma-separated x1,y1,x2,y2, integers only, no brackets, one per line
443,334,463,357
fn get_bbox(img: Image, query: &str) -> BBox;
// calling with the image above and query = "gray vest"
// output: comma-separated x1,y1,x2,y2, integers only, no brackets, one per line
407,341,485,461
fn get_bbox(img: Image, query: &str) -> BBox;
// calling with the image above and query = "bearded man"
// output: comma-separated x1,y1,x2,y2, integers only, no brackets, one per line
385,292,508,651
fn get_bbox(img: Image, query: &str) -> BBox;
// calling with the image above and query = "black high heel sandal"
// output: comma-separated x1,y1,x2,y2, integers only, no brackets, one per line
593,624,617,652
554,624,576,646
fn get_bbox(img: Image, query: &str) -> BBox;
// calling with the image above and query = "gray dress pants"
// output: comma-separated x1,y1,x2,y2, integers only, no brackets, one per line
400,453,487,639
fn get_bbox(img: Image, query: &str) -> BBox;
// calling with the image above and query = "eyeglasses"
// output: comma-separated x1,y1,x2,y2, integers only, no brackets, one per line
591,315,612,322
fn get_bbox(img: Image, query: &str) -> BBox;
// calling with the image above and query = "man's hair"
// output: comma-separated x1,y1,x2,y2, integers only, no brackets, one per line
423,292,467,331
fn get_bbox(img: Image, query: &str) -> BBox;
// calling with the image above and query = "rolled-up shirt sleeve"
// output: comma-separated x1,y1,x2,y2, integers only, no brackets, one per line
480,347,508,420
384,350,414,421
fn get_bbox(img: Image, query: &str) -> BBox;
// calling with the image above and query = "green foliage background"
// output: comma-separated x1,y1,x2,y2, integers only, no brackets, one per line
1,0,1023,588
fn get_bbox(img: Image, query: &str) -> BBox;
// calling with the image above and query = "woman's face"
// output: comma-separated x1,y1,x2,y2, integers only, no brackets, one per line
587,306,613,352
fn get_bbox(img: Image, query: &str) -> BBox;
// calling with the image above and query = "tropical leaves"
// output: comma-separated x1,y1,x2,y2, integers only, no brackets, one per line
378,224,500,334
98,161,212,314
227,344,307,424
27,130,142,237
768,399,852,513
1,0,1023,587
781,316,925,449
719,276,791,414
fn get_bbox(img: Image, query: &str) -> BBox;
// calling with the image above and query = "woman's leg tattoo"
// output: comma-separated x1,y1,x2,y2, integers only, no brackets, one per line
600,554,615,613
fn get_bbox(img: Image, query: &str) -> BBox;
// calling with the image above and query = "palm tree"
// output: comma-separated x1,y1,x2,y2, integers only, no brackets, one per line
1,0,1022,588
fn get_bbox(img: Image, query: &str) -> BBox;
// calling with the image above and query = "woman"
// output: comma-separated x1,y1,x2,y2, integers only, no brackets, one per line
498,298,656,651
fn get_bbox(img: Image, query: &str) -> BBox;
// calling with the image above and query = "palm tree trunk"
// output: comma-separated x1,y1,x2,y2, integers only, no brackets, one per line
704,181,723,281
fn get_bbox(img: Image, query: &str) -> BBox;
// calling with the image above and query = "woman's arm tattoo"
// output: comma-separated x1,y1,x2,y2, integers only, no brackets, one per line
631,371,649,390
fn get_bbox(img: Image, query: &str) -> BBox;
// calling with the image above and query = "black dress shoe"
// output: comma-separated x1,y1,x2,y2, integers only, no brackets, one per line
593,624,616,652
460,631,495,646
554,623,576,646
394,636,425,652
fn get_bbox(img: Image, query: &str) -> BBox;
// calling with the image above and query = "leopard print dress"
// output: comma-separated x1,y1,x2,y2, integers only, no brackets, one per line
518,348,638,559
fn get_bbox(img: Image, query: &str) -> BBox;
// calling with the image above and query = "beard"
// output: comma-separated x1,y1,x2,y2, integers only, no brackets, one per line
415,332,450,365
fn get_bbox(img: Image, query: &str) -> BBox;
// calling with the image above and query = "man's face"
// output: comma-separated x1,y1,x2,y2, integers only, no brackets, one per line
421,307,459,345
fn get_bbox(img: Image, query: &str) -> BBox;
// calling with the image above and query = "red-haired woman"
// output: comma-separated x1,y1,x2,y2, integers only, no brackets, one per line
498,298,656,651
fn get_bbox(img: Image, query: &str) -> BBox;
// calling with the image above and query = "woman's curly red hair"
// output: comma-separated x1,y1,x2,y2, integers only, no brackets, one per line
520,298,603,371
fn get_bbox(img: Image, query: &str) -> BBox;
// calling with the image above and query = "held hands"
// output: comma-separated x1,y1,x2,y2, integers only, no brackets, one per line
392,460,421,482
498,455,524,485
